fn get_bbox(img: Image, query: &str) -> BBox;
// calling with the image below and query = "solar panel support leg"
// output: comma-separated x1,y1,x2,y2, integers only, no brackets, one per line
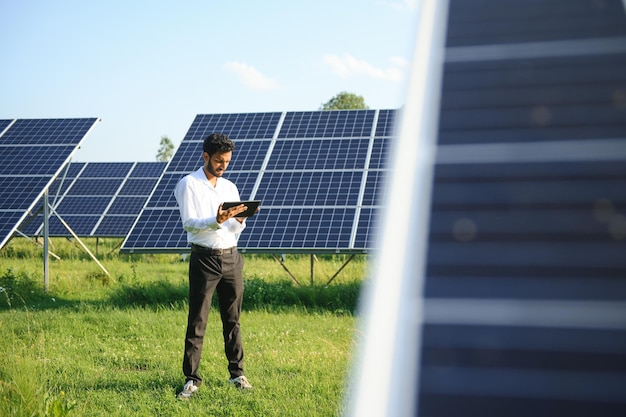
271,254,301,286
43,190,50,293
14,230,60,261
310,254,315,285
325,254,357,286
48,205,110,278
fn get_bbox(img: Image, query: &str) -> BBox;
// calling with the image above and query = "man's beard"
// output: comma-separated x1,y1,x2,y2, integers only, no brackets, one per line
205,164,224,177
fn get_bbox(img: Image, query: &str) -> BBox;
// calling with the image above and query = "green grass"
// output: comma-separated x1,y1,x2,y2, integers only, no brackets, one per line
0,238,368,417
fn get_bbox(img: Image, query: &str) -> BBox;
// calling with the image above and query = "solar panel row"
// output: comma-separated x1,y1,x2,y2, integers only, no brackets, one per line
19,162,165,238
121,109,397,253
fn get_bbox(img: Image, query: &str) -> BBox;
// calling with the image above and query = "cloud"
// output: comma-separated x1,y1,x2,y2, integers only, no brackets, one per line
223,61,280,91
323,53,405,83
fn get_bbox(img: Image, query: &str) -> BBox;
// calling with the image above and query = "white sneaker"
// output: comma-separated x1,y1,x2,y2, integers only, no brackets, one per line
177,380,198,399
228,375,253,390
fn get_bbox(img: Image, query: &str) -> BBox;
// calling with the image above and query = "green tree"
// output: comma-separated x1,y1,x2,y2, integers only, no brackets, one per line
156,135,174,162
320,91,369,110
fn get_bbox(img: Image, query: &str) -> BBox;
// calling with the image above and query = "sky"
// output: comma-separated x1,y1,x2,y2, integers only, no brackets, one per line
0,0,419,162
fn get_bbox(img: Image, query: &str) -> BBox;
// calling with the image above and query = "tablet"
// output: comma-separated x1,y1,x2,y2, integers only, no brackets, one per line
221,200,261,217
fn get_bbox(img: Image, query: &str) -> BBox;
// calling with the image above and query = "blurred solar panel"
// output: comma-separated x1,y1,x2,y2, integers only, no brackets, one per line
121,109,396,253
0,118,99,249
20,162,165,237
348,1,626,416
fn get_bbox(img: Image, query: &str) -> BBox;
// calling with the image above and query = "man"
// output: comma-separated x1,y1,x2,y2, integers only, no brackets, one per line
174,132,253,399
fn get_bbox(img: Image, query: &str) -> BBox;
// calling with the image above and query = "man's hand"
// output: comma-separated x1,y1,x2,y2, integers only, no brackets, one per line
216,203,248,224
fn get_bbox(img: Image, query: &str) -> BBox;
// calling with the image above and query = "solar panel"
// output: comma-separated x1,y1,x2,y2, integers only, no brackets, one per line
19,162,165,238
121,109,395,253
0,118,99,249
348,0,626,415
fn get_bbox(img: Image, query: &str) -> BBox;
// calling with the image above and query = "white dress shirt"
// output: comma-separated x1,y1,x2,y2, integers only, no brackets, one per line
174,167,246,249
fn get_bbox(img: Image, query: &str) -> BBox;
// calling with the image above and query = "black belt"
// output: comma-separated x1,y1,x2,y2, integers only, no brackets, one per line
191,244,237,256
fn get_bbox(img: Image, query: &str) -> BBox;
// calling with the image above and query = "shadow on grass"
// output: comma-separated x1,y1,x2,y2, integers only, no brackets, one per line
0,268,360,315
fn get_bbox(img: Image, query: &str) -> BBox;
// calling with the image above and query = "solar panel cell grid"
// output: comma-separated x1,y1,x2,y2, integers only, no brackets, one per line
67,178,124,195
185,112,281,141
95,216,138,236
56,196,113,214
145,174,184,208
165,141,204,172
361,170,388,206
130,162,167,177
239,208,355,249
122,208,185,249
0,119,13,133
46,215,100,236
374,109,397,137
0,118,98,145
119,178,162,196
0,146,78,176
368,137,391,170
353,207,380,249
0,177,50,210
106,196,148,214
267,138,370,170
255,171,362,206
279,110,376,138
222,172,258,200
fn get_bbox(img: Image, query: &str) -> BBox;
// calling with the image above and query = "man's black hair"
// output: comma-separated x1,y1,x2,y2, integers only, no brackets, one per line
203,132,235,155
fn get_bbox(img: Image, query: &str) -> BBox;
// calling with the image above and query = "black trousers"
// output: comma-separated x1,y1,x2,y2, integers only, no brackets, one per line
183,247,245,385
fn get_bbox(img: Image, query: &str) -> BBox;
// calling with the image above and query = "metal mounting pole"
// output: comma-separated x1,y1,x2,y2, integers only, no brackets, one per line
43,190,50,292
271,254,301,286
48,205,110,277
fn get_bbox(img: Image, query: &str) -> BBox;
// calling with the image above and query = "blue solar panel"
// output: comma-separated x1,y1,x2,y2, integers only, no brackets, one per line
0,119,13,133
267,138,370,170
0,145,82,176
107,196,148,214
279,110,376,138
0,118,98,249
0,177,51,210
374,109,397,137
130,162,167,177
184,112,281,140
348,1,626,415
255,171,363,206
122,208,185,249
361,170,388,206
239,208,356,250
20,161,165,238
121,109,397,253
1,118,98,145
119,178,162,196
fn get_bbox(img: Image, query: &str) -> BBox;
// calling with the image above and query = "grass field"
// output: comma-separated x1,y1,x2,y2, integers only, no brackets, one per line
0,238,368,417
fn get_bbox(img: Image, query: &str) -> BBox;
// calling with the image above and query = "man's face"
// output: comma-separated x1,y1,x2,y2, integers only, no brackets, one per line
203,150,232,178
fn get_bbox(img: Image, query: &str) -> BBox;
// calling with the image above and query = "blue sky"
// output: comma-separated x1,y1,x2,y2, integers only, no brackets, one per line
1,0,418,162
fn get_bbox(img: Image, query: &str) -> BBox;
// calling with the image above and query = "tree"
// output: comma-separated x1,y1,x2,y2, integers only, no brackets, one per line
156,135,174,162
320,91,369,110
